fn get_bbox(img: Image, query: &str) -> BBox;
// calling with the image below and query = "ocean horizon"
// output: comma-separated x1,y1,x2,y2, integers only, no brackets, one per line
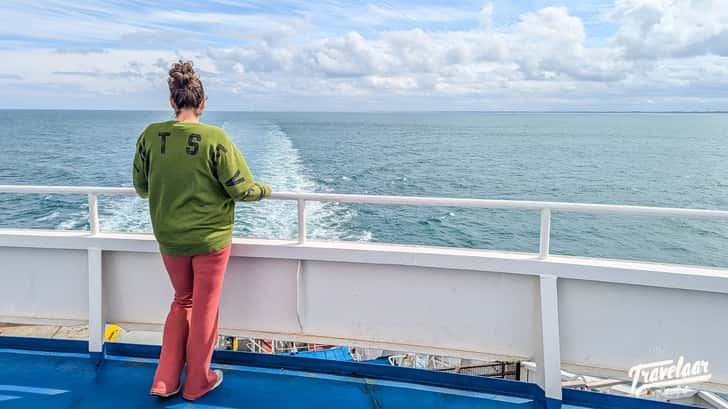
3,108,728,113
1,110,726,267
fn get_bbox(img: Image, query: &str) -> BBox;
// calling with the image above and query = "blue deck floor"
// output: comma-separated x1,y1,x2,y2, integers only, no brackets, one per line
0,338,697,409
0,349,538,408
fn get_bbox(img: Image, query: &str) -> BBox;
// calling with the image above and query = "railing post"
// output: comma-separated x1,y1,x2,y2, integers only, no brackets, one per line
295,260,305,332
539,208,551,258
87,247,104,358
536,275,562,408
297,199,306,244
295,200,306,331
88,193,99,235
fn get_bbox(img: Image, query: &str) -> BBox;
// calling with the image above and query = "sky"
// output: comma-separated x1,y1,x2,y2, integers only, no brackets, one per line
1,0,727,111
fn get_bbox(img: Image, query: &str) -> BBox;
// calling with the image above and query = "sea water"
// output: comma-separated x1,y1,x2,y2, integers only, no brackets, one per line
0,110,726,267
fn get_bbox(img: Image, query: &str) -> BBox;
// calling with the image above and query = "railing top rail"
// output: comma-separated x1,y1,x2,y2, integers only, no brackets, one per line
0,184,727,220
0,185,135,195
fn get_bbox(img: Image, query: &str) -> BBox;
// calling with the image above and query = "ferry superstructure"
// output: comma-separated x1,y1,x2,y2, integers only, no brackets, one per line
0,185,727,408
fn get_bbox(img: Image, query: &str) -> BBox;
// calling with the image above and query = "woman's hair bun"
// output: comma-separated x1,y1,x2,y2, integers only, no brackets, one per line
168,60,197,86
167,60,205,113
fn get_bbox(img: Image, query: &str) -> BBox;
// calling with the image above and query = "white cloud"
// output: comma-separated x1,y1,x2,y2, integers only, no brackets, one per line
0,49,187,95
608,0,728,59
203,6,632,96
349,4,475,26
1,1,728,110
479,2,494,27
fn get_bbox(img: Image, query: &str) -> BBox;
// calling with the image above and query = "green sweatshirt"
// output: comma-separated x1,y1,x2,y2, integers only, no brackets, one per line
133,120,271,256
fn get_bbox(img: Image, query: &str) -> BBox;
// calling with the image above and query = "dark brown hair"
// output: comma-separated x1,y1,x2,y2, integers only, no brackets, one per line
167,60,205,114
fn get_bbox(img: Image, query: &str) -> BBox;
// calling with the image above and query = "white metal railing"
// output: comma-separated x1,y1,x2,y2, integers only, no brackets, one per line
3,184,728,403
1,184,728,258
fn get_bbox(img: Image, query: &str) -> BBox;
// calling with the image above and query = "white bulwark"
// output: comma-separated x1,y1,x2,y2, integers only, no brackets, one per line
0,185,727,405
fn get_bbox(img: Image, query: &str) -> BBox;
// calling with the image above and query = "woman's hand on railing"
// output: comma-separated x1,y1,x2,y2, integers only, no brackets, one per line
241,182,272,202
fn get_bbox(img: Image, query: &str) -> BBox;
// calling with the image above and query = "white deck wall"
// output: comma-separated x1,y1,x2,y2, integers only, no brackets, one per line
0,229,726,394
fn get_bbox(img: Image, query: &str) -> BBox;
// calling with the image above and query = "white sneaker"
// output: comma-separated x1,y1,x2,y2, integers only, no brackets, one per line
210,369,223,392
150,384,181,398
182,370,224,401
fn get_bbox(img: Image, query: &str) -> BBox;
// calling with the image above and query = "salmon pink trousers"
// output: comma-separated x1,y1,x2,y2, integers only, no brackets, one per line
150,245,231,400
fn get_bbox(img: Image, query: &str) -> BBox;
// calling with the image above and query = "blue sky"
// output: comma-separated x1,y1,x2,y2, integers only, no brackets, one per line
1,0,727,111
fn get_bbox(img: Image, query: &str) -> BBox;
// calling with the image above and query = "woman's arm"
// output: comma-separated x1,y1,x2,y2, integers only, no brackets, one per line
214,138,271,202
132,133,149,198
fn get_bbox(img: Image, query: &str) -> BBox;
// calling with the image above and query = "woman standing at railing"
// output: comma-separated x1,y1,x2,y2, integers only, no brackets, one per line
133,60,271,401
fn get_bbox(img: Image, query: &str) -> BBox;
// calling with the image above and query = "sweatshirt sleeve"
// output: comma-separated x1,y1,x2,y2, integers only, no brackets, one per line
132,131,149,199
213,134,271,202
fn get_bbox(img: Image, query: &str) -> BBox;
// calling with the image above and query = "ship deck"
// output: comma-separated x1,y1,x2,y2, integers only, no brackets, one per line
0,337,693,409
2,185,726,408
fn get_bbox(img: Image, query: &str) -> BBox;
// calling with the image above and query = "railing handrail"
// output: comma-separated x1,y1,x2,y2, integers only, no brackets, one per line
1,184,727,258
0,184,726,219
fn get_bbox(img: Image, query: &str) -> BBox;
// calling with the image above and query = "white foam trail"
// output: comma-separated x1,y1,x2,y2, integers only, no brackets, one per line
36,211,60,222
100,191,152,233
97,121,369,242
230,123,369,241
57,214,86,230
